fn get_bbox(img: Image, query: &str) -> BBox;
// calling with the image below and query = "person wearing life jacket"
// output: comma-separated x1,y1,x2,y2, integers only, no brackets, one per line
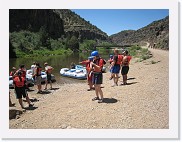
14,64,30,91
111,48,123,87
90,50,104,103
10,67,17,76
121,50,131,85
33,63,43,93
108,55,114,80
80,56,95,91
13,71,33,108
44,62,54,90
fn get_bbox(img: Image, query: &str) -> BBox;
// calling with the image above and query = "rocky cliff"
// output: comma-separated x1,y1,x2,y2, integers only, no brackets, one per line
109,16,169,49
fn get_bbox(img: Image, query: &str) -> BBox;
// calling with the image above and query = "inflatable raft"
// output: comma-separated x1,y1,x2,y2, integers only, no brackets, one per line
60,65,87,80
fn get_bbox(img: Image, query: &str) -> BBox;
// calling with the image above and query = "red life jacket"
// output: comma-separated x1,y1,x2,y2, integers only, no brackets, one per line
86,62,91,72
123,56,131,66
17,69,26,78
13,76,25,87
93,58,104,72
116,54,123,65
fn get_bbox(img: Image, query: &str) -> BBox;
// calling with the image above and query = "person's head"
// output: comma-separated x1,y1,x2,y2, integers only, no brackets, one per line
12,67,16,71
19,64,25,69
91,50,99,59
114,48,119,55
44,62,48,66
123,50,128,55
33,62,36,65
88,56,94,62
36,63,40,67
110,55,113,59
17,71,22,76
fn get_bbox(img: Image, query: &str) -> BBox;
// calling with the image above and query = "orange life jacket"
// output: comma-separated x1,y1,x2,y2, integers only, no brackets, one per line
123,56,131,66
116,55,123,65
86,62,92,72
13,76,25,87
93,58,104,72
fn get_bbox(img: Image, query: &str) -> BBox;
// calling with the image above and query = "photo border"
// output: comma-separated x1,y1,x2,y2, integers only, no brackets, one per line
0,0,179,140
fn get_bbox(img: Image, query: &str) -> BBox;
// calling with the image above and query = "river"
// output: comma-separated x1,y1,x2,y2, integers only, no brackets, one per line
9,52,110,84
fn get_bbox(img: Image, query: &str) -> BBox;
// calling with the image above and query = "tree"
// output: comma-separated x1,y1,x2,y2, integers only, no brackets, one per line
65,36,79,52
9,40,17,58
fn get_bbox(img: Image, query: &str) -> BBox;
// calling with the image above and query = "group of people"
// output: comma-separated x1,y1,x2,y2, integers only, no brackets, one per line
109,48,131,86
9,48,131,107
80,48,131,103
9,62,54,108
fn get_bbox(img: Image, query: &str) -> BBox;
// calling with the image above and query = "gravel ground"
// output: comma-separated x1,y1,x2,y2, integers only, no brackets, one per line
9,47,169,129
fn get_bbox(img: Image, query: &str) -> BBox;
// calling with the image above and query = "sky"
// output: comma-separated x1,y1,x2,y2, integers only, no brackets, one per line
71,9,169,36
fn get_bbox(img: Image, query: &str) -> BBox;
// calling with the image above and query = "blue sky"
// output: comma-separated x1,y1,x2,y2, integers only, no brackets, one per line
71,9,169,36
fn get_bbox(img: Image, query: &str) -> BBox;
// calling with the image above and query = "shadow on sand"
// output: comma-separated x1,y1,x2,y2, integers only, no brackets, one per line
103,98,118,104
24,106,38,110
127,77,136,80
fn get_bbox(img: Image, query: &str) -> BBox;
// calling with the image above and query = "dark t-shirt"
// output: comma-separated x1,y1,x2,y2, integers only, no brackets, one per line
113,55,118,65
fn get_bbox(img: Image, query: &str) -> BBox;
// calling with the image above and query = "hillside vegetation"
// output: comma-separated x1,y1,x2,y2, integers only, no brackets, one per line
109,16,169,50
9,10,169,58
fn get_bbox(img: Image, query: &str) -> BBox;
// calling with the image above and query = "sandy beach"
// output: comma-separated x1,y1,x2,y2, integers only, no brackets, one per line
9,47,169,129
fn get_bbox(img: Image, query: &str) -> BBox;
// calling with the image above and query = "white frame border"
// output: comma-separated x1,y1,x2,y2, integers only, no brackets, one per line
0,0,179,139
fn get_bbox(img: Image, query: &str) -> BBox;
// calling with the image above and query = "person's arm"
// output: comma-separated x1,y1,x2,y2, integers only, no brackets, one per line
79,60,89,65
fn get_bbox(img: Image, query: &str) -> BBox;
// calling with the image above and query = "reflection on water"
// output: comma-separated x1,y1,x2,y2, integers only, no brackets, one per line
9,53,89,84
9,52,111,84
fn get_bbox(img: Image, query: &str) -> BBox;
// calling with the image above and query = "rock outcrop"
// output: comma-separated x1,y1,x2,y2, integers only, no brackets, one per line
109,16,169,49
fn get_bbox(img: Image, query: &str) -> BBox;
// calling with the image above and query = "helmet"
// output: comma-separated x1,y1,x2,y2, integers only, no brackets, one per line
91,51,98,56
88,56,94,61
110,55,113,58
17,71,22,76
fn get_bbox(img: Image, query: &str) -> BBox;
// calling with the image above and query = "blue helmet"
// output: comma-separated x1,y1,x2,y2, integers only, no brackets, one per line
88,56,94,61
110,54,113,58
91,51,99,57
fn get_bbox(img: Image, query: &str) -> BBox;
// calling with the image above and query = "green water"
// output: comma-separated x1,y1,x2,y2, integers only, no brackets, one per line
9,52,111,83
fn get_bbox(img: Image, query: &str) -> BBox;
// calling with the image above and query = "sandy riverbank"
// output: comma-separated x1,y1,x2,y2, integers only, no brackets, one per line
9,48,169,129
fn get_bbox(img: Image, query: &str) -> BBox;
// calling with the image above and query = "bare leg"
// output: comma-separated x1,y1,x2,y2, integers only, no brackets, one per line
44,80,48,89
49,81,52,89
115,74,119,85
97,84,103,100
18,98,24,108
123,75,127,84
25,95,31,105
94,85,99,98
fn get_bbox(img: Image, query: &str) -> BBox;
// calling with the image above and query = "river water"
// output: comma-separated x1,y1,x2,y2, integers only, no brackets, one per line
9,52,110,84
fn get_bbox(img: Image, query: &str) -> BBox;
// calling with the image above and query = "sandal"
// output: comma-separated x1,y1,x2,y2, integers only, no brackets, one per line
92,97,99,101
98,99,104,103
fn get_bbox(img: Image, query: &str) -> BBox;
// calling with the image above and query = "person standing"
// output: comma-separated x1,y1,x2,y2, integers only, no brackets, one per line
108,55,114,80
80,56,94,91
13,71,33,108
111,48,123,87
31,62,36,81
14,64,30,91
44,62,54,90
121,50,131,85
10,67,17,76
90,51,104,103
33,63,43,93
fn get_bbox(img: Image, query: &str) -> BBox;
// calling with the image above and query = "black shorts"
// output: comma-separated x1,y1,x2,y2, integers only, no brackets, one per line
92,72,103,85
47,74,52,82
15,87,27,99
121,66,129,75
